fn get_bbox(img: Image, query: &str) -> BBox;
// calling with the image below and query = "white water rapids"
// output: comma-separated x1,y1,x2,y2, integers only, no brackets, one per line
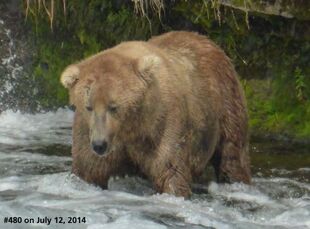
0,109,309,229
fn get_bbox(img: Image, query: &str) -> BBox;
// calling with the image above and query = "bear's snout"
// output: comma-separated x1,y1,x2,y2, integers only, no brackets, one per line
91,140,108,155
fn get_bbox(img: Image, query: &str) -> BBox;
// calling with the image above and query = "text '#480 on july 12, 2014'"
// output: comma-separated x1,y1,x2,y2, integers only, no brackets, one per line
3,216,87,225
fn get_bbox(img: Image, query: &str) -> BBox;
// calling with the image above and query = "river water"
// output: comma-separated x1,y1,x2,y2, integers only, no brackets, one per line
0,108,309,229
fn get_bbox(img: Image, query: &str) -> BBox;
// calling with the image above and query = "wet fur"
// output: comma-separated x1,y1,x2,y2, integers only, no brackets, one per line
62,31,251,198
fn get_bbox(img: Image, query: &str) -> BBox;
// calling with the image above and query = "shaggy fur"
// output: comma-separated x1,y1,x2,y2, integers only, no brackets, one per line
61,31,251,198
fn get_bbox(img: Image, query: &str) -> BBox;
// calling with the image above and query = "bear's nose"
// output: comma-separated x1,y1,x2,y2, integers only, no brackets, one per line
91,140,108,155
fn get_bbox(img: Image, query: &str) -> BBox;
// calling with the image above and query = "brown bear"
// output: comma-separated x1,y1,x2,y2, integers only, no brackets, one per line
60,31,251,198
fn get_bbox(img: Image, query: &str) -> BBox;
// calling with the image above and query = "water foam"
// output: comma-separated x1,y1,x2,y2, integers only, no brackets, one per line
0,108,73,146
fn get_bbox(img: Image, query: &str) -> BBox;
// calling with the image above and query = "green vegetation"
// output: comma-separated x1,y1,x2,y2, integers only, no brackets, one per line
24,0,310,140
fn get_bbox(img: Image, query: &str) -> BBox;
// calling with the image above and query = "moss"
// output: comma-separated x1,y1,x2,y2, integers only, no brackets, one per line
245,79,310,139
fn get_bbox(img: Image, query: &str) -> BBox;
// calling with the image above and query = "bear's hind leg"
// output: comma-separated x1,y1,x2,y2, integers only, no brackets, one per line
211,141,251,184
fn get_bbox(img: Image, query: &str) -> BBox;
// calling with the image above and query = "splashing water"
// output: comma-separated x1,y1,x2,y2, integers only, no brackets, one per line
0,109,309,229
0,18,22,101
0,14,39,112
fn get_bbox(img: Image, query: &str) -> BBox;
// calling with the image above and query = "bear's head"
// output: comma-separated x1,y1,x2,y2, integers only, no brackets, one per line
60,52,161,156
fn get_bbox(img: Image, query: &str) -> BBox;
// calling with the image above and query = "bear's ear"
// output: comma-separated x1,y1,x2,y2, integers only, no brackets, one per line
60,65,80,89
135,55,161,85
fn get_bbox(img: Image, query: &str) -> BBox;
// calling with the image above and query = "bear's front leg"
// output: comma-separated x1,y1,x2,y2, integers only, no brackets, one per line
153,157,192,198
145,111,193,198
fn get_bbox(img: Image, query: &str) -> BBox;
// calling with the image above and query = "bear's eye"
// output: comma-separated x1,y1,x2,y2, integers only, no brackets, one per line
107,104,118,114
86,106,93,112
69,104,76,111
